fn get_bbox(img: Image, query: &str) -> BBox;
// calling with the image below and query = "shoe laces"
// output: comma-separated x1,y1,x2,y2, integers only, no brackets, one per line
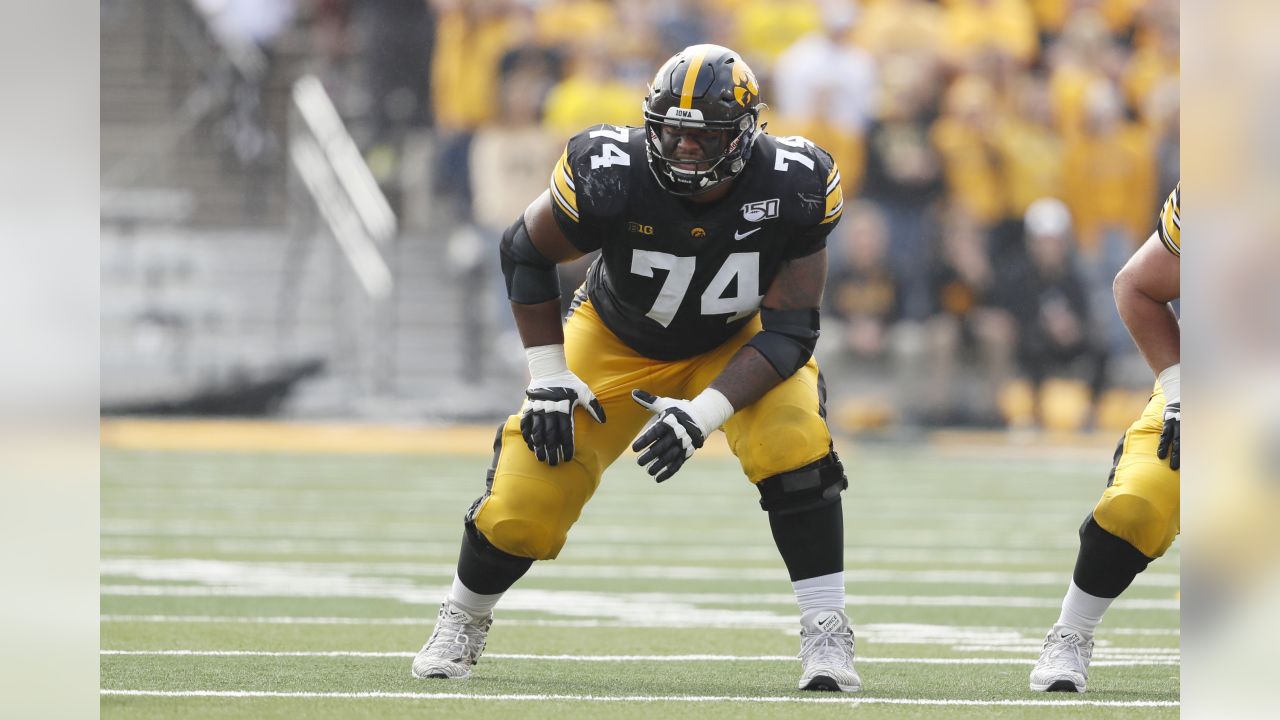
423,607,489,662
799,626,855,668
1039,630,1092,673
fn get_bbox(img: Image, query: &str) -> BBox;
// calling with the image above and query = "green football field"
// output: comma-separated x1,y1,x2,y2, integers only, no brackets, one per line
101,437,1179,719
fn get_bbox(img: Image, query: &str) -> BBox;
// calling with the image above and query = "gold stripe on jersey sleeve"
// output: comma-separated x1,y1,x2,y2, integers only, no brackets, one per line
549,149,579,221
821,164,843,224
1157,183,1180,256
679,45,711,109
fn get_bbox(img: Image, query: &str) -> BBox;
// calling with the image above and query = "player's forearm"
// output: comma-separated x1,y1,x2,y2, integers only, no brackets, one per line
1114,279,1180,377
511,298,565,348
709,345,785,411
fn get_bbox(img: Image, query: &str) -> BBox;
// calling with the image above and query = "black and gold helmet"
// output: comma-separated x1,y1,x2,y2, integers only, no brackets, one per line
642,44,762,196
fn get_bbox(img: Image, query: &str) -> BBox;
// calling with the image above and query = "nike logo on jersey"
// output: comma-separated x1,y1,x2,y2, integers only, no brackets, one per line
734,228,761,241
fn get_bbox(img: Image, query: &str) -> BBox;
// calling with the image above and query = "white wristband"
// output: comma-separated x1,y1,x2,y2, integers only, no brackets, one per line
1157,363,1180,405
690,388,735,434
525,344,568,380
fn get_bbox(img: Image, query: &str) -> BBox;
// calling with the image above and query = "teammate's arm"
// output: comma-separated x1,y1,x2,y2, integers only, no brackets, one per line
1113,231,1179,377
501,190,605,467
1113,230,1181,468
630,248,827,482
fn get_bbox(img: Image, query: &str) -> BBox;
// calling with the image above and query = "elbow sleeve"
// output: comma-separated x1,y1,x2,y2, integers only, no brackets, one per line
499,215,560,304
746,307,821,378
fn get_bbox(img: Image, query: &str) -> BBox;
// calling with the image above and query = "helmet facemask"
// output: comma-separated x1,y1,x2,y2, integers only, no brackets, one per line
641,45,762,197
643,112,757,196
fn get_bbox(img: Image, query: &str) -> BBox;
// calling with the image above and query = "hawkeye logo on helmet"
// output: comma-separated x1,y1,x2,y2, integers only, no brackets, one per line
741,198,780,222
732,62,759,107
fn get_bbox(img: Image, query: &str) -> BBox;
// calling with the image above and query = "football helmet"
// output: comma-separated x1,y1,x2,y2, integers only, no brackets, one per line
642,44,762,196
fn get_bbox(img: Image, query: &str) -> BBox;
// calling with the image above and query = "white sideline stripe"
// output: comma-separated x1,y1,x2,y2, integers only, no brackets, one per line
100,534,1087,554
99,689,1179,707
99,557,1180,588
100,539,1103,566
98,584,1180,610
103,614,426,626
954,644,1180,655
97,614,1180,636
99,649,1179,666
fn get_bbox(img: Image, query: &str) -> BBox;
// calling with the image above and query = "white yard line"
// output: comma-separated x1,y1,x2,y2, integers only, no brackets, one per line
101,500,1088,524
100,531,1085,551
98,613,1180,637
98,584,1179,611
99,557,1179,587
100,538,1102,565
952,644,1179,655
96,559,1178,612
99,649,1179,666
99,688,1179,707
98,616,1179,656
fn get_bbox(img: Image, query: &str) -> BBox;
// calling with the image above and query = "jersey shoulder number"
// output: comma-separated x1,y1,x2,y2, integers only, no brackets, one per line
764,134,843,228
549,124,637,225
1157,182,1180,256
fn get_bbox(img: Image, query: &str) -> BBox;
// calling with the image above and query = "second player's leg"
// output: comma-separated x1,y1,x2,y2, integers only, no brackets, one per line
1031,387,1179,692
717,358,860,692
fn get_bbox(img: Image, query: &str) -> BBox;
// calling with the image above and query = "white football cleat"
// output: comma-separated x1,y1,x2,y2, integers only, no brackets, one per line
410,600,493,680
1030,625,1094,692
797,608,862,692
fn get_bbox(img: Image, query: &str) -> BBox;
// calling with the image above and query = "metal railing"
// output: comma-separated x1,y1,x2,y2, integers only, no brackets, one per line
282,74,399,400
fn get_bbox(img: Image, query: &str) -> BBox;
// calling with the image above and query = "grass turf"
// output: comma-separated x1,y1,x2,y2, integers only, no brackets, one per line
101,440,1179,719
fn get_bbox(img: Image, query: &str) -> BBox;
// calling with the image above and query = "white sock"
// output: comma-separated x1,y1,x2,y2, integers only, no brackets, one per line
448,574,503,617
1055,580,1114,638
793,571,846,615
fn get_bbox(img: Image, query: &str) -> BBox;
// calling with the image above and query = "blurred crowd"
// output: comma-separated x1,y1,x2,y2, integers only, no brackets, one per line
284,0,1179,431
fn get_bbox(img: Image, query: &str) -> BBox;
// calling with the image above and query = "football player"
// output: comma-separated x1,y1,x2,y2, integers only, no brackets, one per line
411,44,860,692
1030,183,1181,692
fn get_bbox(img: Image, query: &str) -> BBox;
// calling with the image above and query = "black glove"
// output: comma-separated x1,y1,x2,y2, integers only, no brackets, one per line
1156,401,1180,470
630,390,707,483
520,376,605,466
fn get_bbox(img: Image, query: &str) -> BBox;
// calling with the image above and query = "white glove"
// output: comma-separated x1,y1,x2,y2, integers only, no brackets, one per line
520,345,605,466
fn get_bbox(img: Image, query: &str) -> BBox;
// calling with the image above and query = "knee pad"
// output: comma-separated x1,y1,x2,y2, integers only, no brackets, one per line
1093,488,1177,559
756,451,848,515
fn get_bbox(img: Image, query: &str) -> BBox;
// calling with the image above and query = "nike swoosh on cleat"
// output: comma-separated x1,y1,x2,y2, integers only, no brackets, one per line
734,228,761,240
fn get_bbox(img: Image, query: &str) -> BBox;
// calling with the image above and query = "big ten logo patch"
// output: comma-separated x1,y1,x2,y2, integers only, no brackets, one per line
741,198,779,222
628,221,655,235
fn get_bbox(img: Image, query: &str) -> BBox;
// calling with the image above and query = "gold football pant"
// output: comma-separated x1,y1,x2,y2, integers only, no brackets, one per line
472,299,833,560
1092,384,1180,559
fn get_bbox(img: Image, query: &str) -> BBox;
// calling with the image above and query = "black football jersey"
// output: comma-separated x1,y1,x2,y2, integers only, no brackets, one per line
549,125,843,360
